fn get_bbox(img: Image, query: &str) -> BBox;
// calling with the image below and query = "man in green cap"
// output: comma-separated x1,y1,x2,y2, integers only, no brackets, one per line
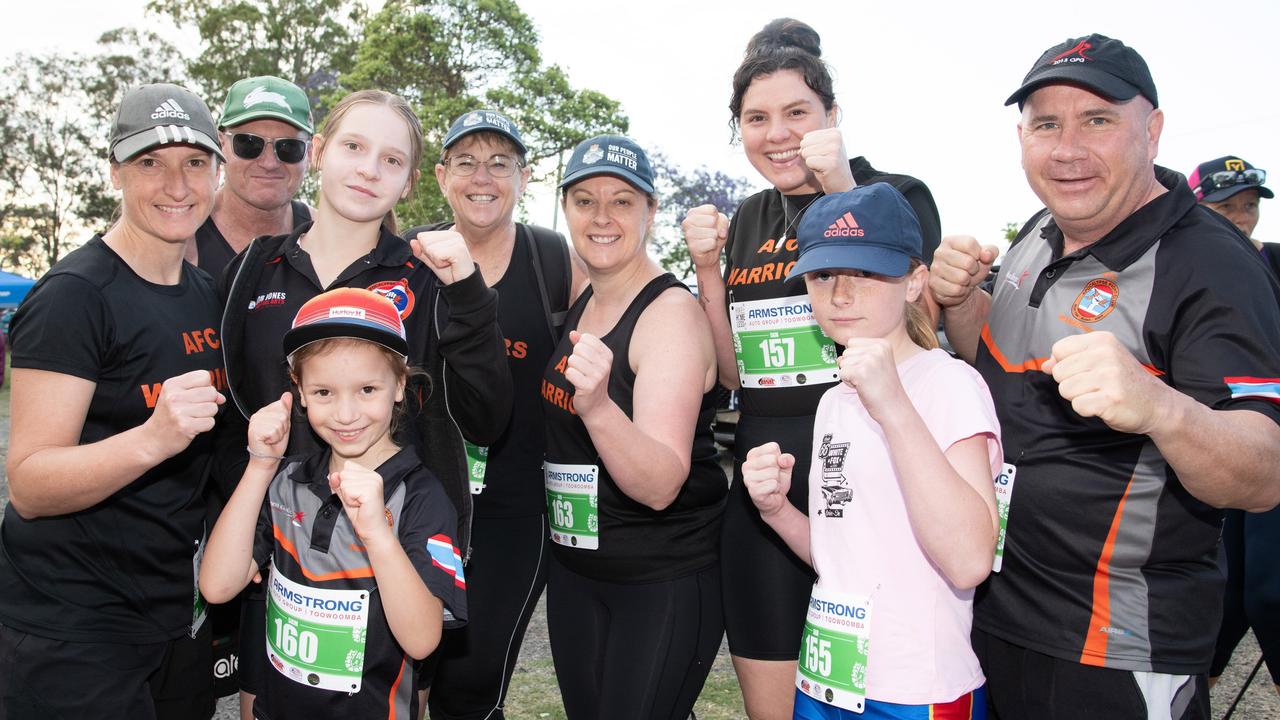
190,75,314,274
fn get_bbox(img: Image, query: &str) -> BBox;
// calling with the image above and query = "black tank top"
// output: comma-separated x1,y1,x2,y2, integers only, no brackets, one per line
477,230,557,517
196,200,311,277
541,273,726,583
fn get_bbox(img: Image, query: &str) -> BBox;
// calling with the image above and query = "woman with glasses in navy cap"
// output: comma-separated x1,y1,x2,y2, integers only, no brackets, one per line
681,17,942,718
1190,155,1280,700
540,134,727,719
0,82,226,718
404,110,586,720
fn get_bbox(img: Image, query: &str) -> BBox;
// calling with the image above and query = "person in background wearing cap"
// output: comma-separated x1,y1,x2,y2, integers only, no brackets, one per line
540,135,725,719
200,287,467,720
1191,155,1279,275
930,34,1280,718
403,110,585,720
680,18,942,718
217,90,510,720
0,83,226,718
742,184,1001,720
191,75,315,276
1189,155,1280,700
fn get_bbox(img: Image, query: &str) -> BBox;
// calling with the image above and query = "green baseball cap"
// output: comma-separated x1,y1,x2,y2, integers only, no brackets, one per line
219,76,314,134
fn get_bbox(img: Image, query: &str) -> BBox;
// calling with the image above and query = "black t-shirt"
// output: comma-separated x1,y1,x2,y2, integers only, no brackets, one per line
195,200,311,277
476,231,558,518
252,446,466,720
541,274,726,583
724,157,941,418
0,235,224,643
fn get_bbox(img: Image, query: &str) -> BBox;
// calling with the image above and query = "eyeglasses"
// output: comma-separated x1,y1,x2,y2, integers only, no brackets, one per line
442,154,524,178
228,132,309,164
1197,168,1266,197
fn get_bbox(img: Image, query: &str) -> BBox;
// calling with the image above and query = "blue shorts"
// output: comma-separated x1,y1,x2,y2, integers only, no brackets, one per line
794,686,986,720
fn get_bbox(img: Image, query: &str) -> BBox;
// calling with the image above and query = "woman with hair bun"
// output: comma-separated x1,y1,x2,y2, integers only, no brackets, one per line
681,18,942,719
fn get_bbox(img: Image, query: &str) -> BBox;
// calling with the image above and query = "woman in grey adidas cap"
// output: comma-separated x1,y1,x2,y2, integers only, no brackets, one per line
0,83,227,718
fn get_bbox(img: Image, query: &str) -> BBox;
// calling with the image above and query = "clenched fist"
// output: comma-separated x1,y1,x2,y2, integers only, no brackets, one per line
411,229,476,285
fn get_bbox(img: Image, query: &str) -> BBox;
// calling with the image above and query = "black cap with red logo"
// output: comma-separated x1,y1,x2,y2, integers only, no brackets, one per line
1005,34,1157,109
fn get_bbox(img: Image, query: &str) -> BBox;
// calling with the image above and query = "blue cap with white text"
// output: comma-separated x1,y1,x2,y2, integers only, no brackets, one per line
442,109,527,156
559,135,655,194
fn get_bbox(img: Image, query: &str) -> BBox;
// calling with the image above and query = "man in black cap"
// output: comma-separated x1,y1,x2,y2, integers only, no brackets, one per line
930,34,1280,718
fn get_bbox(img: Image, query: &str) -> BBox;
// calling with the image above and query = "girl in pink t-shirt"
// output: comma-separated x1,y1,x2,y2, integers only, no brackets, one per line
743,184,1002,719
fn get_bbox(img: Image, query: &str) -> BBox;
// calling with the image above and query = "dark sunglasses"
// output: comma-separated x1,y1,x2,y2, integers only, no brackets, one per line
228,132,309,164
1197,168,1266,197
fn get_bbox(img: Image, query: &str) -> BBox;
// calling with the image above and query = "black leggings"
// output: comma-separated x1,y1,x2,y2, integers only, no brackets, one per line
425,513,549,719
1210,506,1280,684
546,556,723,720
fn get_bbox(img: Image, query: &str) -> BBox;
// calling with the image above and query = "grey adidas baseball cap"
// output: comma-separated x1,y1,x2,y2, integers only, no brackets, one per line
109,83,224,163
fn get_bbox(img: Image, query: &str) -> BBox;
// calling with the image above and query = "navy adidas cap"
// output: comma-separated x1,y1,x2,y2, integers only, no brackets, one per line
786,184,923,281
442,109,527,156
559,135,655,194
1005,34,1157,109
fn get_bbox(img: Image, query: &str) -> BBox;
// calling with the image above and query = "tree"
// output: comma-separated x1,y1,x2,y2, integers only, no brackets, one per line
342,0,628,225
649,153,754,280
145,0,364,113
0,53,105,274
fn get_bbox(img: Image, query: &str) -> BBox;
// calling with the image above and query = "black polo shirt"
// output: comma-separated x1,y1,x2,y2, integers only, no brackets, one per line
972,168,1280,674
251,446,466,719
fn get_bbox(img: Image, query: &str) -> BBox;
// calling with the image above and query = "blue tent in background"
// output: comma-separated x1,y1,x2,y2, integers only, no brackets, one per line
0,269,36,308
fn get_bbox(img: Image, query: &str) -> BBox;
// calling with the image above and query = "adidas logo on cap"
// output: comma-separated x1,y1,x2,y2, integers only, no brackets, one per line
151,99,191,121
823,211,865,238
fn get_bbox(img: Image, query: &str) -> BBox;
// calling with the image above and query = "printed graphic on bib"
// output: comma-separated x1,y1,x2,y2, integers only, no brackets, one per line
266,568,371,693
731,295,839,388
796,590,871,713
818,433,853,518
544,461,599,550
992,463,1017,572
464,441,489,495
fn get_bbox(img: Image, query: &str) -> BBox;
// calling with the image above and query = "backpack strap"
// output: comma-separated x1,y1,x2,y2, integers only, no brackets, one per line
520,224,572,339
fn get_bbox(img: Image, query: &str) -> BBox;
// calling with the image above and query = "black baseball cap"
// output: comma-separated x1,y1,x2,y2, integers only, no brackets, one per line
109,83,224,162
559,135,655,194
442,109,527,156
1005,34,1158,109
1189,156,1273,203
787,184,923,281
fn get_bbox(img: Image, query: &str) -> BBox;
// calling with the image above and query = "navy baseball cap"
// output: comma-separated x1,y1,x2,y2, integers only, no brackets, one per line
1189,156,1273,203
1005,34,1157,109
786,184,923,281
559,135,655,194
442,109,527,156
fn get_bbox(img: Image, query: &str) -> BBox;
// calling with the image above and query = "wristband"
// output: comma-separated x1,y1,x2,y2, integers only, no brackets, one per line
246,446,286,462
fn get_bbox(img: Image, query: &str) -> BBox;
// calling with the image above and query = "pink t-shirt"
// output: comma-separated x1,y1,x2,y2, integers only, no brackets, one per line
808,348,1002,705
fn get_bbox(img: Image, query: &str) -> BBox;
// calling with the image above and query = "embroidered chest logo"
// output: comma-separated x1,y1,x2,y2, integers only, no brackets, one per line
1006,269,1031,291
367,279,415,319
818,433,853,517
292,511,306,528
1071,278,1120,323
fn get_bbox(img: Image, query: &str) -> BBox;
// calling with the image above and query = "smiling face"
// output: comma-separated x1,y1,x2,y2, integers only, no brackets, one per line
295,339,406,469
561,175,657,274
1019,84,1164,247
738,69,837,195
435,133,529,235
110,144,219,246
220,117,310,211
313,102,417,224
804,264,925,349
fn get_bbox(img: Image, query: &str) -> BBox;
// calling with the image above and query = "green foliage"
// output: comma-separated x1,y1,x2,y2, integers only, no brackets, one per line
145,0,365,113
1003,221,1020,243
342,0,627,226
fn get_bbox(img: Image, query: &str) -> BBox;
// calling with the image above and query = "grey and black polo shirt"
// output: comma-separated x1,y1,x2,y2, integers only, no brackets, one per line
972,167,1280,674
251,446,466,719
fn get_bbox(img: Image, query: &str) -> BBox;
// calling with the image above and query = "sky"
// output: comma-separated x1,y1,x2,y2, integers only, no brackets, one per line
5,0,1279,248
